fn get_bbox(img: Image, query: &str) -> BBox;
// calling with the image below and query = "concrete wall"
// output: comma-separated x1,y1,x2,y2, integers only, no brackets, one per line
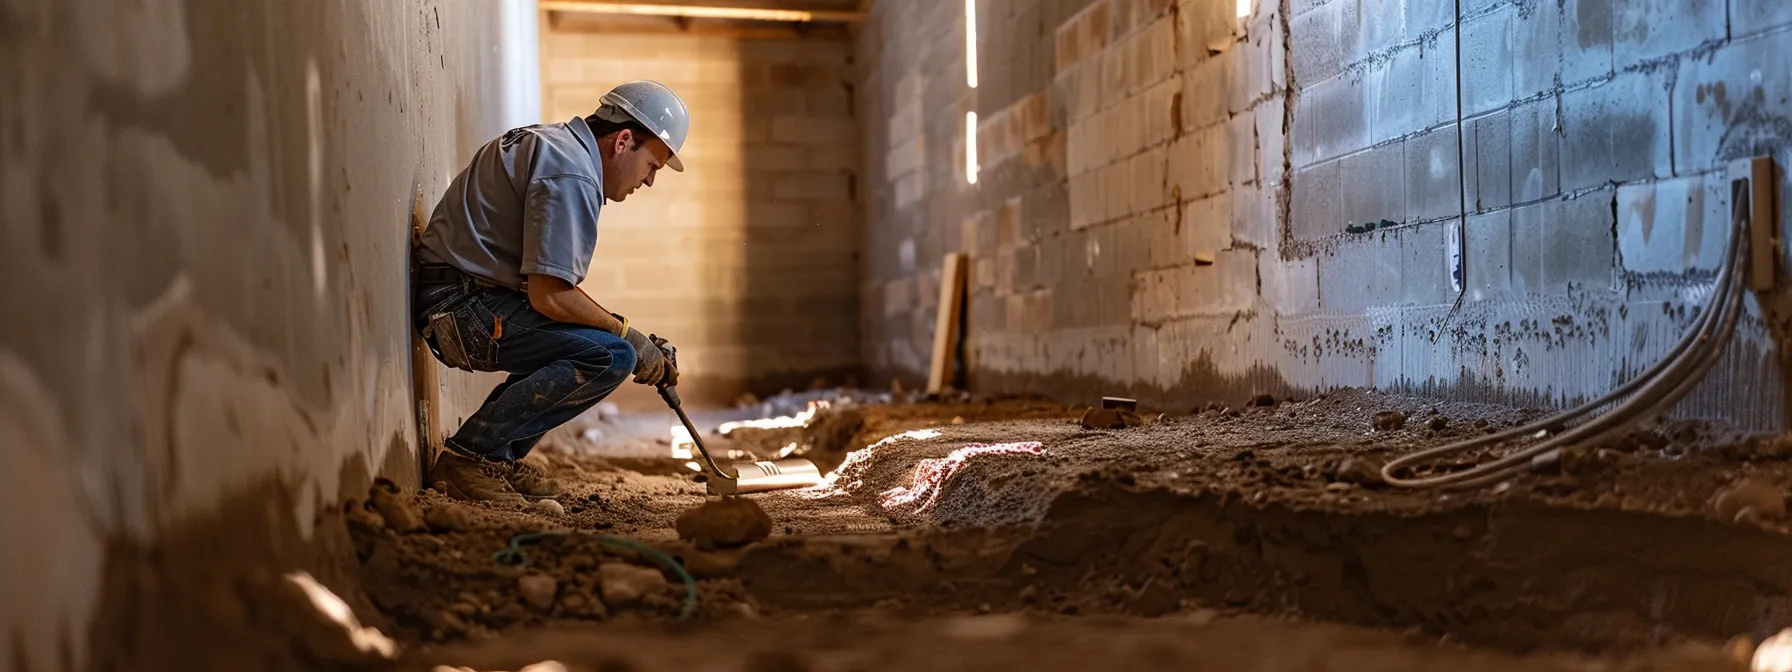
541,18,862,407
0,1,522,668
858,0,1792,428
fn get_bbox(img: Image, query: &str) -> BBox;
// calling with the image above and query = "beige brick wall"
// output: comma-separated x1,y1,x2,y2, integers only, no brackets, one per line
542,27,861,406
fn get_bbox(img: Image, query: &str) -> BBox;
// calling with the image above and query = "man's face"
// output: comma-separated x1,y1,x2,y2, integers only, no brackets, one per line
603,129,671,202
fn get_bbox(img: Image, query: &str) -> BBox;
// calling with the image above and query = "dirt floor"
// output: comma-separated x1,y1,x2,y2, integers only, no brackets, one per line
332,388,1792,671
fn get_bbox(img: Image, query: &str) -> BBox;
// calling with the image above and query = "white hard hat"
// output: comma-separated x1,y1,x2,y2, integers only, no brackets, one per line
594,80,690,172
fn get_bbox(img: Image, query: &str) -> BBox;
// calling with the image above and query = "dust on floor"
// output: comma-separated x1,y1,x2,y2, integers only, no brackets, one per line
339,388,1792,670
415,611,1742,672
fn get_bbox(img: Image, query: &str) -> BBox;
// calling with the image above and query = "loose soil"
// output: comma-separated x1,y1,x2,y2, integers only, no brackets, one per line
336,389,1792,671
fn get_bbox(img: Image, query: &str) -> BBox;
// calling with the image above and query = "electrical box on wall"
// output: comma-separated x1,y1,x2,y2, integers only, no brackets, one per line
1729,156,1782,291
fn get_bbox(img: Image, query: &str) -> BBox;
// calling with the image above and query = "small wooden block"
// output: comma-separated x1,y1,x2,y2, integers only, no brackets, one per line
1101,396,1138,411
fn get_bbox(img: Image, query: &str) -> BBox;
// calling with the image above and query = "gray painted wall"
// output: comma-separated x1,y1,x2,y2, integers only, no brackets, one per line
0,1,520,668
857,0,1792,428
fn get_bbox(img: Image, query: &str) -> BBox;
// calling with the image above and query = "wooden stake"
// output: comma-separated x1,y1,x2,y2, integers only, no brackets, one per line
1729,156,1781,292
928,253,968,394
409,182,442,476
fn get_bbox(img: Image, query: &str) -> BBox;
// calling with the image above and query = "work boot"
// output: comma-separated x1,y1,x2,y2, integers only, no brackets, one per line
506,459,563,499
428,450,525,504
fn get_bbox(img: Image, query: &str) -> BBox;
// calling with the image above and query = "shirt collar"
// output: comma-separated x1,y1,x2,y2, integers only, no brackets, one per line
568,116,607,200
569,116,603,169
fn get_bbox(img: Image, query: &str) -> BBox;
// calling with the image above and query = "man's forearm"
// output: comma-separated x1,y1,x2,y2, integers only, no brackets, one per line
527,275,627,335
567,286,628,335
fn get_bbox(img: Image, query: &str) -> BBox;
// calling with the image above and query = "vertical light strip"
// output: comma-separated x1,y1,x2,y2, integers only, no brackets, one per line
1236,0,1252,18
498,0,542,126
966,112,979,184
963,0,979,185
965,0,978,88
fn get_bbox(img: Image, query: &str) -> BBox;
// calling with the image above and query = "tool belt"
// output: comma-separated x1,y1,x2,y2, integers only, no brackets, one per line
414,263,511,290
414,264,463,285
413,262,507,371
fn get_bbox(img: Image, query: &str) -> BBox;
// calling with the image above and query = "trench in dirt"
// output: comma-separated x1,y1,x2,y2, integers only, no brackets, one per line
732,482,1792,653
347,390,1792,665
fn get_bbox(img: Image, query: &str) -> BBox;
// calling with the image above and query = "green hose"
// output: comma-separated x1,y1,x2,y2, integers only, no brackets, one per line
492,530,699,621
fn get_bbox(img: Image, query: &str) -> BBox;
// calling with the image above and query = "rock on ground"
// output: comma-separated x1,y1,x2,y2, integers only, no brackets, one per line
678,547,747,578
675,497,773,549
533,499,565,516
369,479,426,533
1335,457,1386,486
424,503,474,532
1710,478,1787,523
345,499,386,532
599,563,669,607
1080,408,1142,430
423,608,469,636
1373,411,1407,431
517,574,558,610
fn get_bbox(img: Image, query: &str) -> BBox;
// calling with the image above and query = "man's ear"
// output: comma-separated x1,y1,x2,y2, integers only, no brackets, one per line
611,128,631,153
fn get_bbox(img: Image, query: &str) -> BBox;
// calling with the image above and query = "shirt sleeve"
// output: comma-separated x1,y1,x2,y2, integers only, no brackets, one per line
519,174,600,286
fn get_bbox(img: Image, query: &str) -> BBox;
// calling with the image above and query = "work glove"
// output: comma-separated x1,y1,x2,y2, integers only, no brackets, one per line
650,335,680,387
622,327,669,386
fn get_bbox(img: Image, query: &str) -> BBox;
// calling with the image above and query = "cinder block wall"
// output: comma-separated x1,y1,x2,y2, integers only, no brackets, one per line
543,19,861,407
858,0,1792,428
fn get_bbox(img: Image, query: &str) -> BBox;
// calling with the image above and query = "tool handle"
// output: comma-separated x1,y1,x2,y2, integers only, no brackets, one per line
649,337,733,480
648,334,682,389
657,382,735,481
652,336,684,408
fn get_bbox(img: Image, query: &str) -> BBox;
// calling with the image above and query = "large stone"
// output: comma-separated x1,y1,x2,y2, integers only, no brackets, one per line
675,497,774,550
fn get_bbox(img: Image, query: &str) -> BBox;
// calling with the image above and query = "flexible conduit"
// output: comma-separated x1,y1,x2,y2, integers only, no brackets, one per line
1383,187,1758,489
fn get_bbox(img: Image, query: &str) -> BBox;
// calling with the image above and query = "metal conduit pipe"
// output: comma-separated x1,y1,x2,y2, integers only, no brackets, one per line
1381,249,1738,488
1425,269,1748,490
1386,193,1750,488
1383,190,1757,490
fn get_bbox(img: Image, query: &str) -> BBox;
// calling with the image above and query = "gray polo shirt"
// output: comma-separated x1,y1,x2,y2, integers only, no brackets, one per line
417,116,604,290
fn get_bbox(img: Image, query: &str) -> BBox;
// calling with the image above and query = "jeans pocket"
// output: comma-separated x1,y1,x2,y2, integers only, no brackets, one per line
460,297,501,370
429,295,500,371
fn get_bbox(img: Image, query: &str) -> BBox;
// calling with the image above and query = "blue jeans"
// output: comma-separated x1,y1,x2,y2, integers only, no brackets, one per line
413,277,636,463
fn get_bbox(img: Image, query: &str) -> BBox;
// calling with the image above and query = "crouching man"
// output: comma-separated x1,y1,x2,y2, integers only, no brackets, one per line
411,81,690,503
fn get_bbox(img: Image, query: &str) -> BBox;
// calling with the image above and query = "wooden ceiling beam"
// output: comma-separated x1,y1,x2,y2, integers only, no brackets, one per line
539,1,867,23
550,17,848,39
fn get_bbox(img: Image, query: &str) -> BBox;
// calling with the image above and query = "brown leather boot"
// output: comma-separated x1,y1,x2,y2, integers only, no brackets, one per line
506,459,563,499
428,450,525,504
